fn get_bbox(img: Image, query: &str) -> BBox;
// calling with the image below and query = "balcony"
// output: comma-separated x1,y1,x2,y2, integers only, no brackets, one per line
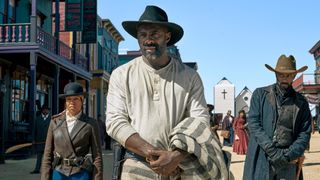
292,73,320,94
0,23,88,71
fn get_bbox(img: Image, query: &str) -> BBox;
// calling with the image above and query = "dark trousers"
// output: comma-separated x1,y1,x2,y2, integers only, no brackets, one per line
53,170,91,180
269,163,297,180
34,152,43,171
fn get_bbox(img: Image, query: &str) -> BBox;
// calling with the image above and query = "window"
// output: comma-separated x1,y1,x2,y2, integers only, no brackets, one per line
8,0,16,23
0,1,4,23
11,70,28,123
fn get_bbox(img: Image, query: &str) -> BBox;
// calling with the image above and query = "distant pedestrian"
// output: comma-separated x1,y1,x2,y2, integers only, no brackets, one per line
221,110,234,146
97,114,107,147
30,104,50,174
41,82,103,180
243,55,311,180
232,110,249,155
207,104,219,139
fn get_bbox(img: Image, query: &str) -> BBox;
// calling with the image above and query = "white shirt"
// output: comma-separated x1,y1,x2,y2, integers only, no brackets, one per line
106,56,209,149
66,111,82,133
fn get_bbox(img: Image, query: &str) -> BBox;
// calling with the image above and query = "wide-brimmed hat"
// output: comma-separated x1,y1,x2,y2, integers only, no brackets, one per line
207,104,214,111
122,5,184,46
41,104,50,110
59,82,87,98
265,55,308,74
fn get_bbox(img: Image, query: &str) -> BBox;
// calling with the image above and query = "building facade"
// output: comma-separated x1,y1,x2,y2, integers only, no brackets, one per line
0,0,100,162
235,86,252,115
91,18,123,120
214,77,235,117
293,40,320,117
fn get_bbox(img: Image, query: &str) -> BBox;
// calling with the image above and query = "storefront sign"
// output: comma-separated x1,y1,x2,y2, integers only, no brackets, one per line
82,0,97,43
65,0,83,31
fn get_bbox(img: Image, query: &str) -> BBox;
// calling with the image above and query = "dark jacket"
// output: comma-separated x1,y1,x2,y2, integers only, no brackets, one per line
243,84,311,180
41,111,103,180
34,113,51,152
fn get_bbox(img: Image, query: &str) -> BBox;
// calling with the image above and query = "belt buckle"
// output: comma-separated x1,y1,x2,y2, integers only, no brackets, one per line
64,158,70,166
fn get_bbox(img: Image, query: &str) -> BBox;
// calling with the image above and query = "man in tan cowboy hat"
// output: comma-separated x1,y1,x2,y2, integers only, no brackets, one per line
243,55,312,180
106,5,228,180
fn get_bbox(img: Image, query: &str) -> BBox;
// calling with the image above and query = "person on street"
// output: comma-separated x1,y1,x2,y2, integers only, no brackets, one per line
30,104,51,174
243,55,312,180
41,82,103,180
106,5,228,179
232,110,249,155
221,110,234,146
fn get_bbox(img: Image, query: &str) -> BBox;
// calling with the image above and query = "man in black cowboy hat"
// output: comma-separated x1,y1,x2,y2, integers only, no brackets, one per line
243,55,312,180
41,82,103,180
30,104,50,174
107,5,228,180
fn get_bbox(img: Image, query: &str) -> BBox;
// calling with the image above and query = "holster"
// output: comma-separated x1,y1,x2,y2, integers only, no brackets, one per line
81,155,93,173
52,153,62,168
112,142,126,180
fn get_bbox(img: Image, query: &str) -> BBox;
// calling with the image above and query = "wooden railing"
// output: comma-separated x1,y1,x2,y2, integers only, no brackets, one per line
0,23,30,43
0,23,88,71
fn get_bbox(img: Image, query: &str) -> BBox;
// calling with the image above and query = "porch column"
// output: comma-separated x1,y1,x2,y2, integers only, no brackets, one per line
0,87,4,164
52,65,60,115
85,80,89,115
30,0,37,43
55,0,60,54
29,52,37,144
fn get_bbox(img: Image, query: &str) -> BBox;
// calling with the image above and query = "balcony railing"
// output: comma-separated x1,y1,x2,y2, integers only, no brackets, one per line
0,23,30,43
0,23,88,71
293,74,320,89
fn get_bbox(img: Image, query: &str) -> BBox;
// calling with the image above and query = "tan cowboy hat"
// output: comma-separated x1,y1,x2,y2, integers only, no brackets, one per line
122,5,184,46
265,54,308,74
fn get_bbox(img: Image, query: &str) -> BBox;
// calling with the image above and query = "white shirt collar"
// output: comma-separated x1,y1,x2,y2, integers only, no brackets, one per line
66,111,82,122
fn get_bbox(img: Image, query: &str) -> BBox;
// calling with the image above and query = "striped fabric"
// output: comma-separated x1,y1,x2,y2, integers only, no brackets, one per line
120,117,229,179
169,117,229,180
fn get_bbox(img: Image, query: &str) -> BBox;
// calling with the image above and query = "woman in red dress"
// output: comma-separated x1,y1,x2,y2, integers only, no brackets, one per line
233,110,249,155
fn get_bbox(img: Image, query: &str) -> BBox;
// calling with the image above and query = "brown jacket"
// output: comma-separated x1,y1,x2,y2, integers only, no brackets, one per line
41,111,103,180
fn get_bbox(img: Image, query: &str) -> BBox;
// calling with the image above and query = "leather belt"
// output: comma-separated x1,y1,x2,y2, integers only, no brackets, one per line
61,157,83,167
124,150,146,162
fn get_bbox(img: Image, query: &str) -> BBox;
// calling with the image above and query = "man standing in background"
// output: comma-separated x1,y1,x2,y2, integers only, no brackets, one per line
30,104,50,174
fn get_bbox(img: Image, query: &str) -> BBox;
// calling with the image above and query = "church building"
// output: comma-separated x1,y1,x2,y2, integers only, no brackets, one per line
214,77,235,117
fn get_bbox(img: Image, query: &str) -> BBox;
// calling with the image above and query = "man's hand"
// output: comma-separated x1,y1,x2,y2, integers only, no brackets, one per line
268,148,289,171
147,149,186,176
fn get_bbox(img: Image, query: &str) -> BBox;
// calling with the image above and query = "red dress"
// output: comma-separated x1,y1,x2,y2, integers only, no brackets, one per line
232,117,249,155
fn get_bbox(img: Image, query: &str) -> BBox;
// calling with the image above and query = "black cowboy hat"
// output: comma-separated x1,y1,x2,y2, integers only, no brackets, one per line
122,5,184,46
59,82,88,98
41,104,50,110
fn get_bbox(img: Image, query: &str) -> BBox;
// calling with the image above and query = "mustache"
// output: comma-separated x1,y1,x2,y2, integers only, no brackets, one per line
143,43,159,48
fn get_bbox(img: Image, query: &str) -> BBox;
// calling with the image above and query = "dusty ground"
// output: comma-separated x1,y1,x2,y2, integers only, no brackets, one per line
220,131,320,180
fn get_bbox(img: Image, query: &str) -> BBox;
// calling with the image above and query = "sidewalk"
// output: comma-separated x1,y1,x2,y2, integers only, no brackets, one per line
222,131,320,180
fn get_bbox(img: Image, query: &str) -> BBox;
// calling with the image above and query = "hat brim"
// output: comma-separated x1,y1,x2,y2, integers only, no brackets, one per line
265,64,308,74
122,20,184,46
59,92,88,98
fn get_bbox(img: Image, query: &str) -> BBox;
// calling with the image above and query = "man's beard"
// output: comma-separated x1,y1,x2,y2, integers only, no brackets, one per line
278,82,291,90
141,43,166,60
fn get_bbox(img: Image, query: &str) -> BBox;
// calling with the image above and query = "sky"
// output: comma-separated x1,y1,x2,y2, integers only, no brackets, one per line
97,0,320,105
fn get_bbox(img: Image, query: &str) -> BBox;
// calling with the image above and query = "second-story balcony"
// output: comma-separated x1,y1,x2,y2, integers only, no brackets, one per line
0,23,88,71
292,73,320,94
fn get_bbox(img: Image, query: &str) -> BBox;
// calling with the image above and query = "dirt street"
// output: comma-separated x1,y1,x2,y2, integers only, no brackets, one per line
221,131,320,180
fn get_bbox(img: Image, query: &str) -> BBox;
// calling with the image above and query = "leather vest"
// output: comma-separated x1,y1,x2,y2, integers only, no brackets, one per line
272,91,296,148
